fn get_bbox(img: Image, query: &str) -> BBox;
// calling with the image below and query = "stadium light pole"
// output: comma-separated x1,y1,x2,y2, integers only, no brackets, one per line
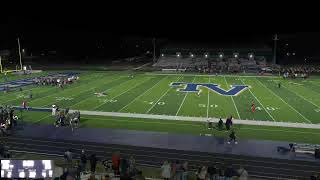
17,37,23,70
153,38,156,63
273,34,279,65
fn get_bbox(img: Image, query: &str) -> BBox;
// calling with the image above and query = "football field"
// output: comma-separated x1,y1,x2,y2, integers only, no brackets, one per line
1,71,320,143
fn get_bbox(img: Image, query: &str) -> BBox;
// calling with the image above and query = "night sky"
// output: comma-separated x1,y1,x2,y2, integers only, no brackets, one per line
1,7,320,63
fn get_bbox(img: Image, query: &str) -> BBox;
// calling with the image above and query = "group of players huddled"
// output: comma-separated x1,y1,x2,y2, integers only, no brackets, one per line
33,75,79,89
52,105,81,132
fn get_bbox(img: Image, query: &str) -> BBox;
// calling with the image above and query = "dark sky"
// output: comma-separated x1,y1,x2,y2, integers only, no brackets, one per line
1,6,320,62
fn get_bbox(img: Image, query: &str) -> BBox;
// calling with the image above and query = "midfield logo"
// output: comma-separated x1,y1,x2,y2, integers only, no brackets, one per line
171,82,249,96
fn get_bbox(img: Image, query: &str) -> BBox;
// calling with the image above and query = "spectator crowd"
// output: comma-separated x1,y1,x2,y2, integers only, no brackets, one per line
0,105,18,136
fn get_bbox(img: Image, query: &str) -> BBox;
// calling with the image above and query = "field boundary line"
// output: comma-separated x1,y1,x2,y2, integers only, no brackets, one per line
175,76,196,116
119,76,168,112
240,78,275,121
223,76,241,119
146,76,182,113
282,84,320,109
93,77,152,110
206,77,210,118
255,78,312,124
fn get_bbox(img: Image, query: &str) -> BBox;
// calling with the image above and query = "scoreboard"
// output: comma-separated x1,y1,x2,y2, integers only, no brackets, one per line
1,160,53,179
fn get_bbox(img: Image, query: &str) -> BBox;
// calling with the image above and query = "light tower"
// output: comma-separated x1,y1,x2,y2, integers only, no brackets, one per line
153,38,156,63
273,34,279,64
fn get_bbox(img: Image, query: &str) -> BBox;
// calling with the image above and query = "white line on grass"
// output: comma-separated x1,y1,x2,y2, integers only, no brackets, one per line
34,114,51,123
29,74,112,106
206,77,210,118
239,78,276,121
223,76,241,119
146,76,182,114
255,78,311,124
70,76,125,108
282,84,320,109
118,76,168,112
175,76,196,116
93,77,152,110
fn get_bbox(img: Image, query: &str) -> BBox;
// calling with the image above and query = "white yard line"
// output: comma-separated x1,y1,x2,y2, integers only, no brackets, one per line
240,79,276,121
34,114,51,123
93,77,152,110
175,76,196,116
223,76,241,119
42,77,125,108
70,76,125,108
29,75,110,106
146,76,182,113
282,84,320,109
118,76,167,112
206,77,210,118
256,78,312,124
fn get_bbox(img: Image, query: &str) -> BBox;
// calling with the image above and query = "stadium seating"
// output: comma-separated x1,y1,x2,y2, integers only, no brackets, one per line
154,55,268,73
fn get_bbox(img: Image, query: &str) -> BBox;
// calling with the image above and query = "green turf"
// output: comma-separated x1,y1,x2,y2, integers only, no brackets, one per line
2,71,320,144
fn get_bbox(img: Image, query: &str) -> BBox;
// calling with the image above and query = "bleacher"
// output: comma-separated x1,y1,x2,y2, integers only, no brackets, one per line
154,55,269,74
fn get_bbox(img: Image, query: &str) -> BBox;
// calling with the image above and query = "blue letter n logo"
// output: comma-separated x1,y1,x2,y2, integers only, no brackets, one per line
171,82,249,96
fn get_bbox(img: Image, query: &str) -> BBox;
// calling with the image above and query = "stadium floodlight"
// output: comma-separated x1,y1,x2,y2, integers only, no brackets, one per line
248,53,254,59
